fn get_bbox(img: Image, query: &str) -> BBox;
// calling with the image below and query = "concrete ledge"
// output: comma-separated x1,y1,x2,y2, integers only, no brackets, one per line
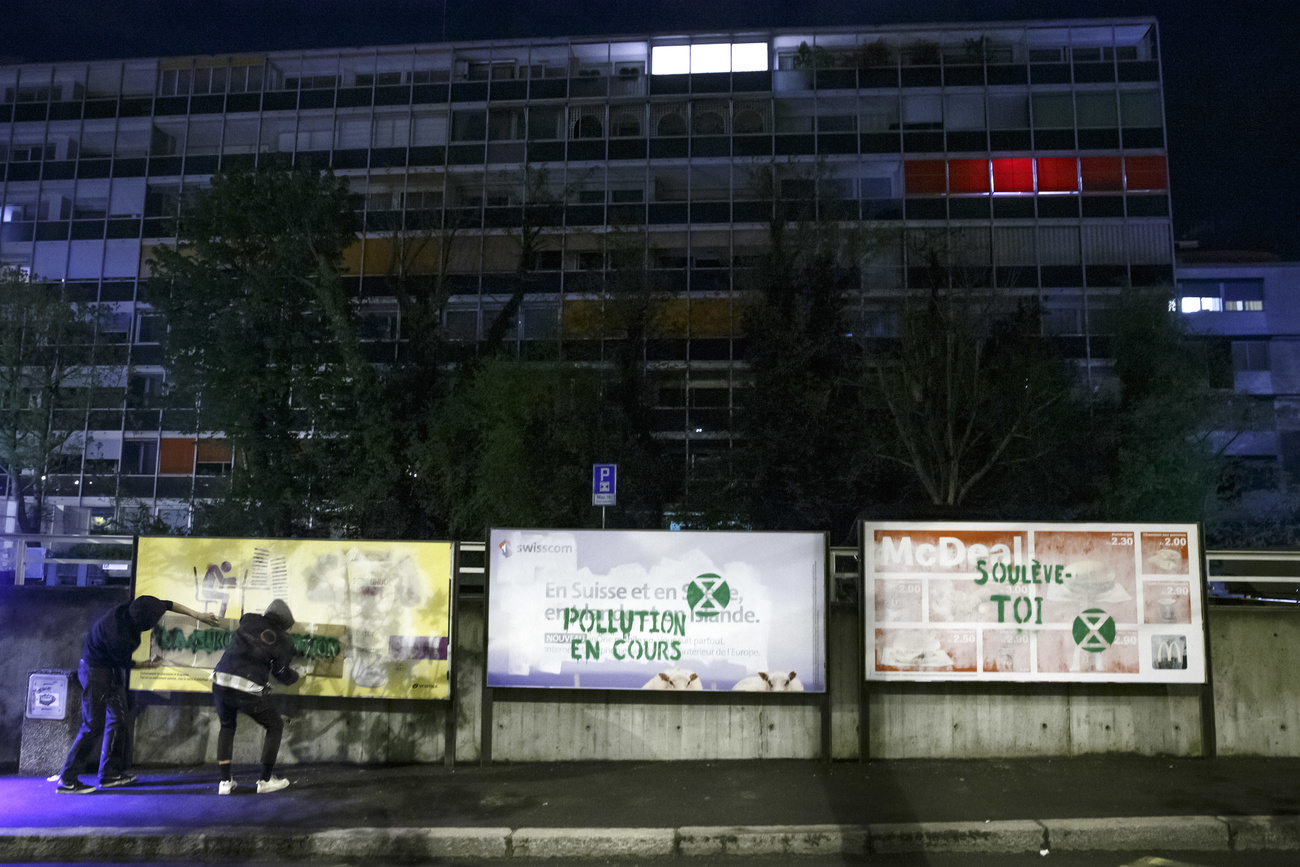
310,827,512,860
1041,816,1229,851
513,827,676,859
678,824,866,857
868,820,1045,854
8,816,1299,861
1220,815,1300,851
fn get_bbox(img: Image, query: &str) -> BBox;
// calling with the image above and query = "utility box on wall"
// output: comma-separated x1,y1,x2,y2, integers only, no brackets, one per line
19,669,80,776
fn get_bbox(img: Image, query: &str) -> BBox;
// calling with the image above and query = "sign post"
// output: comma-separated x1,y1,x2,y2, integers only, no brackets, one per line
592,463,617,527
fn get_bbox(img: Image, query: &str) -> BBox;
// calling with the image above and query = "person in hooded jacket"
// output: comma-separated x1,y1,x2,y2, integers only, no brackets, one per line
211,598,299,794
57,595,220,793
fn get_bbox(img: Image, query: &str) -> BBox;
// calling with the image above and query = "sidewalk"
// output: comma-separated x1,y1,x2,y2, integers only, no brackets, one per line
3,756,1300,860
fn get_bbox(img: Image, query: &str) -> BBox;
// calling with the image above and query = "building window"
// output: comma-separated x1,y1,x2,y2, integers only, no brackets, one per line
1177,278,1264,312
651,42,768,75
121,440,158,475
1232,341,1270,372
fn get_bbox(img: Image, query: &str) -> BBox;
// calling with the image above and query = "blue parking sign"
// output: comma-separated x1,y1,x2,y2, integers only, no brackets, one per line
592,463,617,506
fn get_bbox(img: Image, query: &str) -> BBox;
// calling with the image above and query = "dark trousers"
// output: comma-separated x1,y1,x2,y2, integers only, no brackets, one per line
213,684,283,780
59,659,128,784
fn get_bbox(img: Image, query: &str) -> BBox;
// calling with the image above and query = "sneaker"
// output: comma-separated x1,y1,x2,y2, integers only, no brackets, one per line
56,780,97,794
217,779,237,795
99,774,137,788
256,776,290,794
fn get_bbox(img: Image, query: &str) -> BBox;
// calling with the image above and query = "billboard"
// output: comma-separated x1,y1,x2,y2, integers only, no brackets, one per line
863,522,1205,684
487,529,826,692
133,537,453,699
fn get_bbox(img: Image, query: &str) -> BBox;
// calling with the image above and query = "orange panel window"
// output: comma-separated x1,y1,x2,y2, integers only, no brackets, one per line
1036,158,1079,192
1125,155,1168,191
904,160,947,195
158,437,196,475
992,158,1034,192
196,438,233,464
948,159,990,193
1080,156,1124,191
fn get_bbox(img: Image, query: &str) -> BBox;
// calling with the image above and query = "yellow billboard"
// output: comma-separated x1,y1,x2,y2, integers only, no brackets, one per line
132,537,453,700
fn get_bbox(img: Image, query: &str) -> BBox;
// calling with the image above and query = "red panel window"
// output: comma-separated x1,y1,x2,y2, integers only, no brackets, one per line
1080,156,1124,191
1036,158,1079,192
948,159,990,193
1125,155,1168,191
992,158,1034,193
904,160,947,195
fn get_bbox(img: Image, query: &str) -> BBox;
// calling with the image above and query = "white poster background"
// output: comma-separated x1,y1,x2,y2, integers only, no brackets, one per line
863,521,1205,684
488,529,826,692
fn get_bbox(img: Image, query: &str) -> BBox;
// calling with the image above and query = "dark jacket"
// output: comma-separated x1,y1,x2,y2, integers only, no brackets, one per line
213,600,299,690
83,596,173,669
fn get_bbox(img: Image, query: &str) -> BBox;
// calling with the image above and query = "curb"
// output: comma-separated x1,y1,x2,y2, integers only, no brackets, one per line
5,817,1300,860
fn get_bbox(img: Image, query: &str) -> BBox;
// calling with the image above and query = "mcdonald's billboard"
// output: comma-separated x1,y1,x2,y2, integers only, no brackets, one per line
863,521,1205,684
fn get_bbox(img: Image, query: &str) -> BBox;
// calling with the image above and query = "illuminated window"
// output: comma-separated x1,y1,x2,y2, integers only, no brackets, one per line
1124,155,1167,191
948,159,990,193
904,160,946,195
1179,296,1221,313
992,158,1034,193
652,43,769,75
1036,157,1078,192
1178,278,1263,313
1080,157,1123,191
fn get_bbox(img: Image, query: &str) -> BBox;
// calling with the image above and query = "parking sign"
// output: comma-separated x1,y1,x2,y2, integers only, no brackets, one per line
592,464,617,506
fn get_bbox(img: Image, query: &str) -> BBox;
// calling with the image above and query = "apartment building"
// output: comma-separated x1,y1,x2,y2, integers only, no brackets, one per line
0,19,1172,531
1176,257,1300,506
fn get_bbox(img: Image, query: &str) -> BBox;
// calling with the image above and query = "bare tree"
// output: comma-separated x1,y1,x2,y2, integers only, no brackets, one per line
872,229,1064,507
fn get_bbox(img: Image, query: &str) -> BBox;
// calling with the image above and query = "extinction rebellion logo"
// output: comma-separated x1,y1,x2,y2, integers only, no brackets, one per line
687,573,731,618
1072,608,1116,653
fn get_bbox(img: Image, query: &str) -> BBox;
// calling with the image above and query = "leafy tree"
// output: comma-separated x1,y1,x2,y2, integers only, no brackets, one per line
732,171,875,536
422,358,613,537
0,269,99,533
1094,287,1247,523
146,167,362,537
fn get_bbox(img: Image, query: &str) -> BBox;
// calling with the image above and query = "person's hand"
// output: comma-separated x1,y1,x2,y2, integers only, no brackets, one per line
197,613,221,627
135,658,162,670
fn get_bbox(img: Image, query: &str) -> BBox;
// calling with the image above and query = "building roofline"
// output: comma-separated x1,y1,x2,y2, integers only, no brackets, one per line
0,17,1160,70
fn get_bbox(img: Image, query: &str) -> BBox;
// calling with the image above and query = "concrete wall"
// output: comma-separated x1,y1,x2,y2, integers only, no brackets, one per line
1210,607,1300,755
6,589,1300,768
0,586,130,768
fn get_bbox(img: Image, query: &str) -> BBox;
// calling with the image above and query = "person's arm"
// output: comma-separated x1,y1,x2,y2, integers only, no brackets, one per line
270,637,300,686
169,601,221,627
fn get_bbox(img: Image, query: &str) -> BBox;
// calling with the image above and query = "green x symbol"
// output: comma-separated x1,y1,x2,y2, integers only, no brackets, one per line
1072,608,1116,653
687,573,731,617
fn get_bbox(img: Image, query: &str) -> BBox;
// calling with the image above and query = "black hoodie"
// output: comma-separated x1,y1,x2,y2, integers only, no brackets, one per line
213,599,299,689
83,595,173,668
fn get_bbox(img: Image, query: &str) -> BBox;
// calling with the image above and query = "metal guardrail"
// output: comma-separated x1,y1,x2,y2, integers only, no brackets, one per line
6,533,1300,601
1205,549,1300,583
1,533,135,586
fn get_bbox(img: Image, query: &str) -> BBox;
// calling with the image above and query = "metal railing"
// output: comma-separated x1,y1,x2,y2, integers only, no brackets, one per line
2,534,135,586
6,533,1299,604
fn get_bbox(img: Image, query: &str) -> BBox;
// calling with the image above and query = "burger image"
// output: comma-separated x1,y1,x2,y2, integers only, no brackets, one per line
1063,559,1116,596
880,631,953,669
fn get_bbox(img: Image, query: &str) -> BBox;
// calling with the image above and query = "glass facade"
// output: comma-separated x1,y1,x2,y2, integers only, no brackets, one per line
0,19,1170,530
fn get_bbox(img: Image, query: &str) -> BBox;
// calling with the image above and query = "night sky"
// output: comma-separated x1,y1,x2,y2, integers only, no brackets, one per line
4,1,1296,258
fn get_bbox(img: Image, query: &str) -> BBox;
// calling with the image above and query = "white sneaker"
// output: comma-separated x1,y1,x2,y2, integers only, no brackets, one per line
218,779,237,795
256,776,290,793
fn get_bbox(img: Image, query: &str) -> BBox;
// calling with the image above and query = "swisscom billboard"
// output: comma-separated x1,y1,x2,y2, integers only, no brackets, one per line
487,529,826,692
